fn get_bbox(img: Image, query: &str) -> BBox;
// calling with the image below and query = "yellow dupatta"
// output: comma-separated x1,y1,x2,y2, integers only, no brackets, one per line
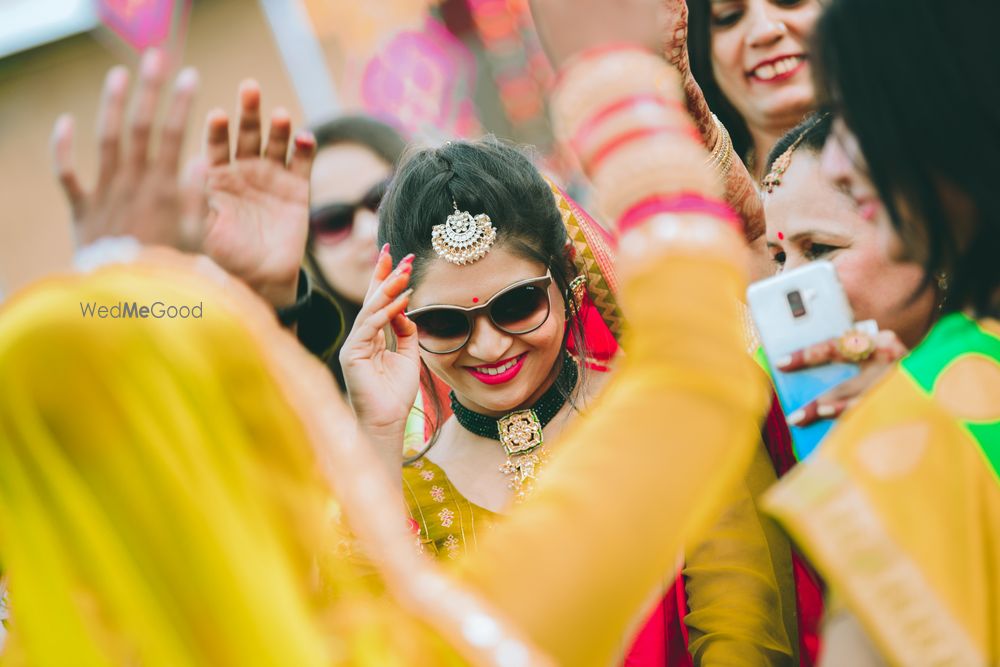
0,248,547,667
767,313,1000,666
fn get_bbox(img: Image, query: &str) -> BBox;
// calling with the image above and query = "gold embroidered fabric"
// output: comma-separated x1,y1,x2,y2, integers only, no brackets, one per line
402,455,498,560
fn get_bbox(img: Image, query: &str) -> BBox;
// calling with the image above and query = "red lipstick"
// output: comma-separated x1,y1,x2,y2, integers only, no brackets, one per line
465,353,527,386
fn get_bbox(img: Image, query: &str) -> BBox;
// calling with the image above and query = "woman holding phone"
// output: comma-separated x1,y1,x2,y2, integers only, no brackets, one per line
765,0,1000,663
759,112,939,428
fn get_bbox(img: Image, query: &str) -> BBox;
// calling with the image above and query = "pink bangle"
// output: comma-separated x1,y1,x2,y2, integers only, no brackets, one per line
570,94,688,154
585,126,702,174
618,193,743,235
553,43,656,88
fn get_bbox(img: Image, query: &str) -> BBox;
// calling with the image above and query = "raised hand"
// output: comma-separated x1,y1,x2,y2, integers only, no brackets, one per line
779,329,909,427
51,50,204,249
339,245,420,471
661,0,690,76
199,80,316,308
659,0,766,246
529,0,665,68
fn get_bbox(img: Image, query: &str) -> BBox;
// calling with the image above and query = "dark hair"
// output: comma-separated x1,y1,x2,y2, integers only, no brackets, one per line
814,0,1000,317
305,114,408,391
764,112,833,174
310,114,407,164
687,0,755,160
378,137,587,454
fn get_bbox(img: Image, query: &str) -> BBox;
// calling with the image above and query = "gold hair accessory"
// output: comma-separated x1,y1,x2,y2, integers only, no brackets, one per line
763,113,832,193
762,134,808,194
431,202,497,265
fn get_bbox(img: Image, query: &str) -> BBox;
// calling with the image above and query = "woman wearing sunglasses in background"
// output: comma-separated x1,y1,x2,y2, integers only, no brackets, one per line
339,136,799,665
306,115,407,390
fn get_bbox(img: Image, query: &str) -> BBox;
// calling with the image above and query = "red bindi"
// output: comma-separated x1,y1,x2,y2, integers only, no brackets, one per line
777,231,785,240
471,297,479,304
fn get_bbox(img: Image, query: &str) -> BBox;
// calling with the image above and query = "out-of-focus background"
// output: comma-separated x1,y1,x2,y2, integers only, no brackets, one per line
0,0,567,296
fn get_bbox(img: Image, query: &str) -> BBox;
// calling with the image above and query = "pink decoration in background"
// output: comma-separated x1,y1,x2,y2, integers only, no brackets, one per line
97,0,178,51
359,17,481,140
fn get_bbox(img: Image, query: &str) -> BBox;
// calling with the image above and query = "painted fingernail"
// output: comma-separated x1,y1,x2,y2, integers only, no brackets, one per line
787,409,805,425
380,243,390,255
817,404,837,418
401,253,415,263
107,65,129,90
176,67,199,90
294,131,316,148
776,355,793,368
141,49,162,77
55,113,73,135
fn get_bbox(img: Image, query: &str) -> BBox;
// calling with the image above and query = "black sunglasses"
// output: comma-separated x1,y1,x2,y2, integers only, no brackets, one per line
309,178,389,242
405,273,553,354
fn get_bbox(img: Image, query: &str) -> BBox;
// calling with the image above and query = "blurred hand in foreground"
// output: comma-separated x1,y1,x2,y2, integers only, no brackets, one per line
529,0,666,69
52,49,202,250
51,50,316,308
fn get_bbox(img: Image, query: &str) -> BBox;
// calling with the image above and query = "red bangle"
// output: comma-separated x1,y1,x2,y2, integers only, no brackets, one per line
585,126,702,174
553,43,656,88
570,94,688,155
618,193,743,235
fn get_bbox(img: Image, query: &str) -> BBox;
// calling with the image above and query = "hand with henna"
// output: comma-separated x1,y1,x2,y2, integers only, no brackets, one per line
660,0,766,246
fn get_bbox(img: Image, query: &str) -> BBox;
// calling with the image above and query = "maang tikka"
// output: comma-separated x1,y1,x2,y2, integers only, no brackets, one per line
431,201,497,265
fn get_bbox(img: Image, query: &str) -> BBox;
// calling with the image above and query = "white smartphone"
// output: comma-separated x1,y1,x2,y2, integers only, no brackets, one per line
747,261,860,460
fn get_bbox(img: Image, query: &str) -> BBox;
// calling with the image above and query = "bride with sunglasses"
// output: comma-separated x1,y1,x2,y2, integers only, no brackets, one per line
342,139,603,508
340,136,798,665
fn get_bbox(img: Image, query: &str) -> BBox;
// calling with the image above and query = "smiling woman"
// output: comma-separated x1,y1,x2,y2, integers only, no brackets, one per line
337,133,799,666
687,0,822,175
762,114,937,350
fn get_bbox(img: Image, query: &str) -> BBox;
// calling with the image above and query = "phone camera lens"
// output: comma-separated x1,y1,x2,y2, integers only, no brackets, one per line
787,290,807,318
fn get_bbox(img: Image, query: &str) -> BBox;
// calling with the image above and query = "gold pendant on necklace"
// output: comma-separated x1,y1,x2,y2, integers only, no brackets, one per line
497,410,547,504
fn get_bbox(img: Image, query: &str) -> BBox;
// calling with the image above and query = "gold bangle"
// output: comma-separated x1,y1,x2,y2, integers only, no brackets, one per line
706,114,733,177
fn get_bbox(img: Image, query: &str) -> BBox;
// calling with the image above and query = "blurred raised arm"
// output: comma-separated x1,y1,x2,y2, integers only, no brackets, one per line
456,2,770,665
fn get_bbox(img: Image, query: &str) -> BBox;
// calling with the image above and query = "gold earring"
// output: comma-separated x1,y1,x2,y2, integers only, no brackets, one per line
568,275,587,315
935,271,949,310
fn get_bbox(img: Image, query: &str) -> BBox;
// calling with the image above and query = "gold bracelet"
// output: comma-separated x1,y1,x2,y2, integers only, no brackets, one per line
706,114,734,177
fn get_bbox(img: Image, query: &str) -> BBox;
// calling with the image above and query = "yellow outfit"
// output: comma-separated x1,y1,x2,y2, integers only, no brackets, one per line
0,212,765,666
404,418,796,666
0,51,771,667
767,313,1000,666
683,443,797,666
403,455,498,561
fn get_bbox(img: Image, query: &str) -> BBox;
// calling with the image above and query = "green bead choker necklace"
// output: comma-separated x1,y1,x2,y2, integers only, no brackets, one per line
449,355,579,503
